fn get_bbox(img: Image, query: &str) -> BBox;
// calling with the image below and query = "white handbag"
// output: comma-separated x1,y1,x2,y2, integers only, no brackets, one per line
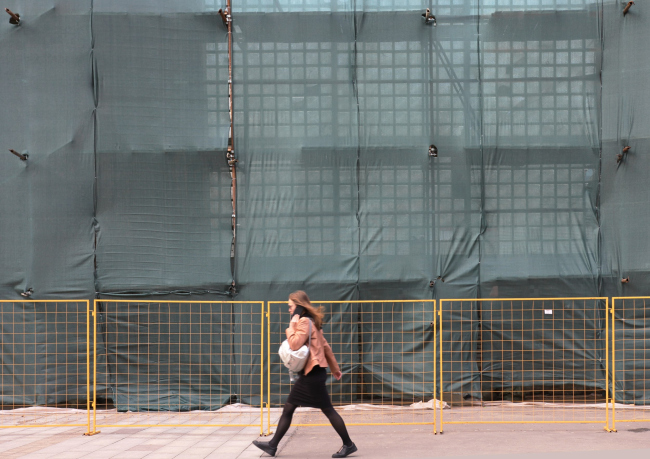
278,319,312,372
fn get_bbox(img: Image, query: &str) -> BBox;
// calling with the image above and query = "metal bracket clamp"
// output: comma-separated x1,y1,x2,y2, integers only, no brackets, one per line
218,8,232,26
5,8,20,25
227,148,238,167
9,149,28,161
616,146,630,164
422,8,437,26
623,1,634,16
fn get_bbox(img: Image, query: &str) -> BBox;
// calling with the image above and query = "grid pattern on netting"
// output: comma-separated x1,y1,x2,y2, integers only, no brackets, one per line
233,24,479,146
94,301,263,432
233,34,477,145
611,298,650,429
204,41,231,146
480,38,598,144
235,40,356,146
357,38,478,143
480,163,594,256
240,159,358,258
0,301,90,430
438,298,609,430
222,0,594,13
361,157,471,259
267,300,437,429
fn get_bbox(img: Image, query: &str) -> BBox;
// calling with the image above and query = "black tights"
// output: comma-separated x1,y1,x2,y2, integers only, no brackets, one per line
269,401,352,448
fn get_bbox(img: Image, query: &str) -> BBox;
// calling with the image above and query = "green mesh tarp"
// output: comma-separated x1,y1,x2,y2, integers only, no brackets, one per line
100,301,262,411
0,302,89,406
1,0,649,408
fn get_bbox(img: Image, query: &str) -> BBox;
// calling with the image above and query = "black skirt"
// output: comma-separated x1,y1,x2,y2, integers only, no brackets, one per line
286,365,333,410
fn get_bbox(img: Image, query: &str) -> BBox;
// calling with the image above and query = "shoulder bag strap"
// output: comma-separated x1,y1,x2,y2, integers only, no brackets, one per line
307,318,312,349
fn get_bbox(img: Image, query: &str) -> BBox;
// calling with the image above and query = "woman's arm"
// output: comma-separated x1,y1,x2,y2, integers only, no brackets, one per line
322,335,342,379
285,316,310,351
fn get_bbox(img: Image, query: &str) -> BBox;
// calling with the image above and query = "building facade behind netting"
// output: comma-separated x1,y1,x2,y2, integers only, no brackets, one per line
1,1,649,412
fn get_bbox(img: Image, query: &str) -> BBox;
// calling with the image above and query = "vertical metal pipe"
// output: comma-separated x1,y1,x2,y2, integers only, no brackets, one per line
226,0,237,293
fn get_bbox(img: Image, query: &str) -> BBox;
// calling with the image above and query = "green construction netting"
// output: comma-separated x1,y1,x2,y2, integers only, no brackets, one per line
1,0,649,409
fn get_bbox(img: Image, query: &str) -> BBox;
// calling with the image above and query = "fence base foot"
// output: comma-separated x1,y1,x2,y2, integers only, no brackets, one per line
264,430,274,436
84,431,101,436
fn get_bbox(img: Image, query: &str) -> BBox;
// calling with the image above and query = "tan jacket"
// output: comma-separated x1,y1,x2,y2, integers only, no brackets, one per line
285,316,340,376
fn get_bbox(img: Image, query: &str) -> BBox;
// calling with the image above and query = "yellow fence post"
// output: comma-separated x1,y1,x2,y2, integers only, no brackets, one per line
83,299,100,436
86,300,91,435
266,303,272,436
260,301,265,437
84,300,101,436
605,296,610,432
611,297,616,432
608,297,650,430
433,301,437,435
439,303,444,435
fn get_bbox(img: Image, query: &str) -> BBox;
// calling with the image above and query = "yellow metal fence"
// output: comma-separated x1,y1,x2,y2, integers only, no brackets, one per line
611,297,650,431
90,300,264,435
266,300,438,433
3,297,650,434
0,300,92,433
438,298,610,433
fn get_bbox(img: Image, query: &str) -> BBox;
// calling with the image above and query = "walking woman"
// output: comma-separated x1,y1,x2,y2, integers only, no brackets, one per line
253,291,357,458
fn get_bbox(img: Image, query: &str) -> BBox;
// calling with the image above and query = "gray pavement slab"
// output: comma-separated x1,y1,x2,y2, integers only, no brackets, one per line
0,412,648,458
275,422,650,459
0,423,268,459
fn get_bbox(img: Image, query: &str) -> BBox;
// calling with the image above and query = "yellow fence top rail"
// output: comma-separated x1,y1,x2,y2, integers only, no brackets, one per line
95,300,263,304
268,299,436,304
441,297,607,302
0,299,90,303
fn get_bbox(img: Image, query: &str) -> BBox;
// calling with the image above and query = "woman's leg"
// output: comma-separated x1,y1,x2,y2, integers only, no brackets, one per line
268,401,298,447
321,405,352,446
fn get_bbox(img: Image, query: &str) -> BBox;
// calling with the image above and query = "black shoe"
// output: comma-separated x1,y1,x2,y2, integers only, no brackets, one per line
332,442,357,458
253,440,277,457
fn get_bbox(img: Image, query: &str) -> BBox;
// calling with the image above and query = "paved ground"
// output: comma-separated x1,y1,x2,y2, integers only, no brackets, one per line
0,411,649,459
277,422,650,459
0,424,266,459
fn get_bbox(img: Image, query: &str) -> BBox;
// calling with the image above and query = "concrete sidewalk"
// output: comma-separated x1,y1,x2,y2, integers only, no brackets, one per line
0,424,267,459
276,422,650,459
1,419,649,459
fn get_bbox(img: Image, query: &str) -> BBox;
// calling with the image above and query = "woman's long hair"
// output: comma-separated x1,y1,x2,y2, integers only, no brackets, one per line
289,290,325,330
